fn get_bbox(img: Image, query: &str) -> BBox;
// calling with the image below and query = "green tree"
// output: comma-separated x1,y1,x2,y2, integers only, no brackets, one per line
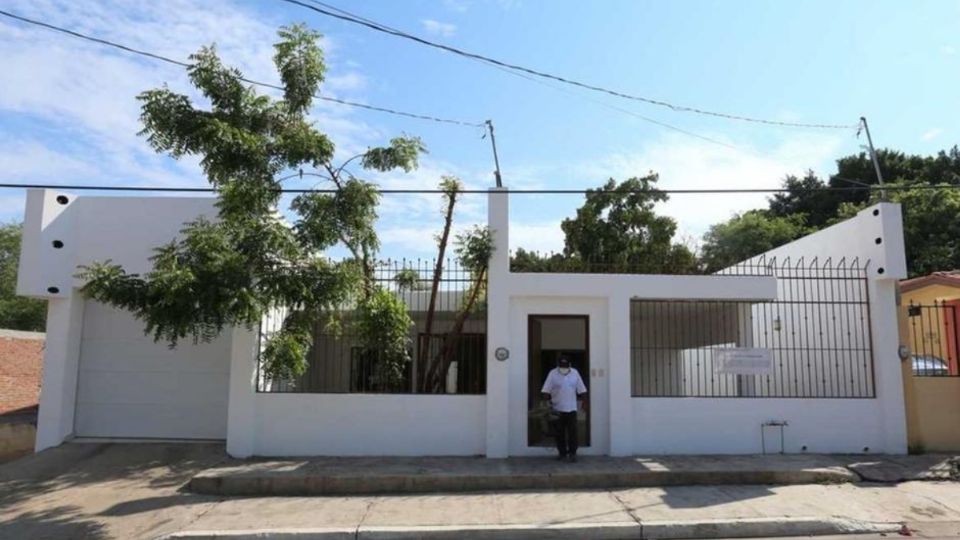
699,210,809,272
422,225,493,393
832,184,960,277
79,25,424,382
708,146,960,277
769,147,960,230
560,176,697,274
0,223,46,331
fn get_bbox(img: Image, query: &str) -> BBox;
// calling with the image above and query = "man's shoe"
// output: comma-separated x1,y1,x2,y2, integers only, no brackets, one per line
567,455,577,463
556,454,567,461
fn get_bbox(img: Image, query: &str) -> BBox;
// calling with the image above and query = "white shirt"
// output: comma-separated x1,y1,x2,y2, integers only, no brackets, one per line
541,367,588,413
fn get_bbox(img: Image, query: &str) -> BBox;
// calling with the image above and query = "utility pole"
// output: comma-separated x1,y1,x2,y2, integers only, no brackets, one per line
484,119,503,188
859,116,886,201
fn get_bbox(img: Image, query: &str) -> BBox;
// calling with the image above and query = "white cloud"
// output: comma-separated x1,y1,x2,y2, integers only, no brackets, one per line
325,72,367,93
421,19,457,38
509,220,564,254
922,128,943,141
0,0,379,222
442,0,470,12
942,45,957,56
595,134,842,239
0,138,99,181
580,133,843,238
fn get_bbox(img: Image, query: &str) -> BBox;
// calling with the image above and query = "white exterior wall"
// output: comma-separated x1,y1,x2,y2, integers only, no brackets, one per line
19,190,229,450
74,301,230,439
630,203,908,454
21,187,908,457
486,190,782,457
227,325,487,457
249,392,485,456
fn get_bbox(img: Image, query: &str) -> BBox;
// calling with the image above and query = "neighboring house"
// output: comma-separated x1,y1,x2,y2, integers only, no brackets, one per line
899,271,960,452
0,329,45,462
17,188,909,457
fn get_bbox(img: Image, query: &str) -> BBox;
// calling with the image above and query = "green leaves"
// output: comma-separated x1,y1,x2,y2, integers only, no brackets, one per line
700,210,809,273
353,287,413,386
273,24,325,114
261,311,314,381
455,226,493,274
81,23,428,383
292,179,380,256
361,136,427,172
559,175,696,274
0,223,46,331
188,46,250,114
394,268,423,291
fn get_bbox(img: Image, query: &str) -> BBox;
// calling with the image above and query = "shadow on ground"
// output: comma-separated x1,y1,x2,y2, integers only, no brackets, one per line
0,442,228,539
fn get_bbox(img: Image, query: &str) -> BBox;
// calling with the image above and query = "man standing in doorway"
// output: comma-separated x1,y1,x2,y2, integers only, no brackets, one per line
541,356,588,462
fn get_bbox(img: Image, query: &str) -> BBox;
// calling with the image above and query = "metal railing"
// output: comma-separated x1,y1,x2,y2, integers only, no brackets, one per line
631,257,876,398
257,258,487,394
509,250,776,276
907,301,960,377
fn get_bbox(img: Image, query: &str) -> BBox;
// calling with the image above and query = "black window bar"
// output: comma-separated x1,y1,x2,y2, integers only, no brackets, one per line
630,257,877,398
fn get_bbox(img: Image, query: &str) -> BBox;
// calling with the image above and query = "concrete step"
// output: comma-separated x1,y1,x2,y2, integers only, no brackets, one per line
189,455,860,496
158,517,903,540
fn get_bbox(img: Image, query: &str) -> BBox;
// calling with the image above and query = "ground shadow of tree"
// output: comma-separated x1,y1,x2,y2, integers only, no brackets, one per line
0,505,109,539
0,441,232,535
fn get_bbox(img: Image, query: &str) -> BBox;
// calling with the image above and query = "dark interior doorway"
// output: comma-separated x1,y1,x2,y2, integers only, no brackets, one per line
527,315,590,447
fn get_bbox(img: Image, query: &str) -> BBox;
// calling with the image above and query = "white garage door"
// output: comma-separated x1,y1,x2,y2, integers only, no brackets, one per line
74,301,231,439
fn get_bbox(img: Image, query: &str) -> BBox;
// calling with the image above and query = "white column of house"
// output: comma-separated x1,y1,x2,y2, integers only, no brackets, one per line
875,203,909,454
870,278,908,453
34,294,85,451
225,326,259,457
485,187,510,458
607,295,633,456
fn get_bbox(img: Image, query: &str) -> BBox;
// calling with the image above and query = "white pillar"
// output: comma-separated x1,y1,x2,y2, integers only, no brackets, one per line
35,293,85,451
485,187,510,458
226,326,258,457
607,296,633,456
871,279,908,454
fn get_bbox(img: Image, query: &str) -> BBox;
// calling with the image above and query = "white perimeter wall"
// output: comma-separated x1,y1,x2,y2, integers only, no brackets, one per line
227,328,486,457
74,301,230,439
250,393,486,456
630,203,909,454
19,190,230,450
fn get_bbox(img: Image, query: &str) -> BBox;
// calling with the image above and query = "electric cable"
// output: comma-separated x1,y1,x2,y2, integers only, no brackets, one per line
283,0,858,130
0,8,484,127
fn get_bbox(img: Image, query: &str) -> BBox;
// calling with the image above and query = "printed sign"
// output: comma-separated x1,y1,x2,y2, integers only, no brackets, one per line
714,348,773,375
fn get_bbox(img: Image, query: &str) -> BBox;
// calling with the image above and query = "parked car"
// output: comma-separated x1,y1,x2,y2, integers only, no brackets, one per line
911,354,950,376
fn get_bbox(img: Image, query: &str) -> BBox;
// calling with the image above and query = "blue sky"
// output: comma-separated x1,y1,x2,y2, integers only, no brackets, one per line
1,0,957,257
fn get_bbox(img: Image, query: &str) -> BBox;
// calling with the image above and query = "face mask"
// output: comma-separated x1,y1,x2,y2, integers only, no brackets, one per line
559,367,571,375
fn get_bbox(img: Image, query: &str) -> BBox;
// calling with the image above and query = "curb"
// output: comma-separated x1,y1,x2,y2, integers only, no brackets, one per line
156,516,901,540
188,469,857,496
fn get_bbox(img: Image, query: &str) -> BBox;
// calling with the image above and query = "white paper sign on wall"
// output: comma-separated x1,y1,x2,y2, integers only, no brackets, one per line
714,348,773,375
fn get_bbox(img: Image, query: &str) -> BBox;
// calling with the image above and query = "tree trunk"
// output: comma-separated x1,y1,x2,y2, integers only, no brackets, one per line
417,191,458,391
425,266,486,393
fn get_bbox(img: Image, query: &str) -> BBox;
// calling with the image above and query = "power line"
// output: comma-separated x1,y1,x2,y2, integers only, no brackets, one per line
2,182,956,195
282,0,858,130
0,8,484,128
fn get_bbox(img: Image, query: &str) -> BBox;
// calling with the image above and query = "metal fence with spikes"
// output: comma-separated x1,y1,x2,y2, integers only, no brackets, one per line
509,250,777,276
257,258,487,394
631,256,877,398
906,300,960,377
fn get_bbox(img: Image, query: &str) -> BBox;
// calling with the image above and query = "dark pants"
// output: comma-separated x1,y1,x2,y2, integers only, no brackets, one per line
552,411,578,456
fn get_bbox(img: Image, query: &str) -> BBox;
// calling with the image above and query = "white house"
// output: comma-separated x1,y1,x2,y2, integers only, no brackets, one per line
18,187,909,457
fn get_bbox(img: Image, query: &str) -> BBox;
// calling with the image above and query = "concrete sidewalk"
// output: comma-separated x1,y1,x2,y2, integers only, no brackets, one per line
189,453,959,496
2,443,959,540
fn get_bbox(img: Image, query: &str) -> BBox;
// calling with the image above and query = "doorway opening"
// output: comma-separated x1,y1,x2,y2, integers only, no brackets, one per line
527,315,590,447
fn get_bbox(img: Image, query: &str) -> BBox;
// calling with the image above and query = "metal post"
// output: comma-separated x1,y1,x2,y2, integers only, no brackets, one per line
859,116,886,201
485,119,503,188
